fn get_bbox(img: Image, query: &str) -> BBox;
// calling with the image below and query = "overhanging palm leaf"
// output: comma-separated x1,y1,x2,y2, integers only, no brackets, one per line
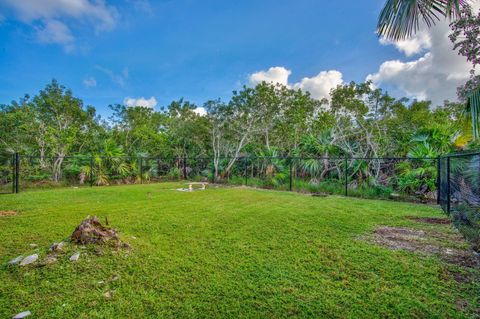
377,0,465,41
466,88,480,139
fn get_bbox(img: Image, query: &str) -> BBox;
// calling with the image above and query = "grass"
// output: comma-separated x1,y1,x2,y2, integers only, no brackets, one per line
0,183,478,318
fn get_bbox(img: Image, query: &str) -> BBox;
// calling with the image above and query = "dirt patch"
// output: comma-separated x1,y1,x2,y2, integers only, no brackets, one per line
311,192,329,197
0,210,17,216
406,216,451,225
71,216,128,248
371,226,479,272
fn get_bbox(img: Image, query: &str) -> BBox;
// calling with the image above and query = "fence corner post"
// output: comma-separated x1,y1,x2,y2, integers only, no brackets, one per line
436,156,441,205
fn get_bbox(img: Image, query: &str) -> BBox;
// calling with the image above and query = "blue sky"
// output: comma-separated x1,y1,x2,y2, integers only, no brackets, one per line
0,0,474,117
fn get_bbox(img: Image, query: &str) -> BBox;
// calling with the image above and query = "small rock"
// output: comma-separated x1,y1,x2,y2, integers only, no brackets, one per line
111,275,119,281
45,256,57,264
20,254,38,266
50,242,65,252
445,248,454,255
12,310,31,318
69,252,80,262
103,291,113,299
29,244,37,248
8,256,23,265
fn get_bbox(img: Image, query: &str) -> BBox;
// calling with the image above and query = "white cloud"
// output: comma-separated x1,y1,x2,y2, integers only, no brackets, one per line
0,0,118,50
35,20,74,51
83,76,97,88
96,65,129,87
193,107,207,116
249,67,343,101
293,71,343,100
123,96,157,109
379,30,431,57
249,66,291,86
367,3,480,106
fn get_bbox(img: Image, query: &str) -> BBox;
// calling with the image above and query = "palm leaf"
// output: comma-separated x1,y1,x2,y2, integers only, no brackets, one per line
467,88,480,140
377,0,465,41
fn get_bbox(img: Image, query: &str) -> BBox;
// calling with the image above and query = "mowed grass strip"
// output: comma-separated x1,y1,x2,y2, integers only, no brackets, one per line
0,184,478,318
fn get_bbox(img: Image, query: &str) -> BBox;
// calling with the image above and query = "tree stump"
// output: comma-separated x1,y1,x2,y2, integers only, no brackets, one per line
71,216,127,248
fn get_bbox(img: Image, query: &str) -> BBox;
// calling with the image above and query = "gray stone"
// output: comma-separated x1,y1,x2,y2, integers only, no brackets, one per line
50,242,65,252
8,256,23,265
12,310,31,318
45,256,57,264
20,254,38,266
29,244,37,248
69,252,80,262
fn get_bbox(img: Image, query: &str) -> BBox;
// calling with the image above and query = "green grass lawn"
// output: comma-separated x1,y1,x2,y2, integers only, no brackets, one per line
0,183,478,318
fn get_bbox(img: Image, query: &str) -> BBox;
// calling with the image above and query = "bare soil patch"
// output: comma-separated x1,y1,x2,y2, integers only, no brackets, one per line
406,216,451,225
0,210,17,216
371,226,479,271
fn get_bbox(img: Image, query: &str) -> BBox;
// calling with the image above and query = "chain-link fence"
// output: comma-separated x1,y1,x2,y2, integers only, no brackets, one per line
2,154,441,201
2,152,478,249
0,153,14,194
439,152,480,250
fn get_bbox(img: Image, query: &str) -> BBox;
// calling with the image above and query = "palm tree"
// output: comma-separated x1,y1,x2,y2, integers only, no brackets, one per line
377,0,465,41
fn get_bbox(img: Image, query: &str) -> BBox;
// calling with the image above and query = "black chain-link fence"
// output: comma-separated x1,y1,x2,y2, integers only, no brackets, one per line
0,154,438,201
3,152,479,248
0,153,14,194
439,152,480,250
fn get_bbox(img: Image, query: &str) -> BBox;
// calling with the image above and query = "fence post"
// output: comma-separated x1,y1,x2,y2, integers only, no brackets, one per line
446,156,451,214
244,157,248,186
344,157,348,197
289,157,293,191
140,157,143,184
11,153,15,194
14,152,19,194
183,155,187,180
436,156,441,205
90,156,94,187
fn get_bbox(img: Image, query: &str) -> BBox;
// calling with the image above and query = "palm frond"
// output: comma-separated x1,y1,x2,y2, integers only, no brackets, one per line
377,0,465,41
467,88,480,140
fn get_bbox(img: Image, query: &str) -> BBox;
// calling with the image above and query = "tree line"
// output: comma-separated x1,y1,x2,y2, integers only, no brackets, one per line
0,79,473,192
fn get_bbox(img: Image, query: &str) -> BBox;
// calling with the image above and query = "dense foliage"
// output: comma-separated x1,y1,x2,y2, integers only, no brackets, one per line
0,79,473,198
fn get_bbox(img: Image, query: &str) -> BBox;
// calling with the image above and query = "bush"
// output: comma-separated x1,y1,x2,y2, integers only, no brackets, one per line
167,167,182,180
